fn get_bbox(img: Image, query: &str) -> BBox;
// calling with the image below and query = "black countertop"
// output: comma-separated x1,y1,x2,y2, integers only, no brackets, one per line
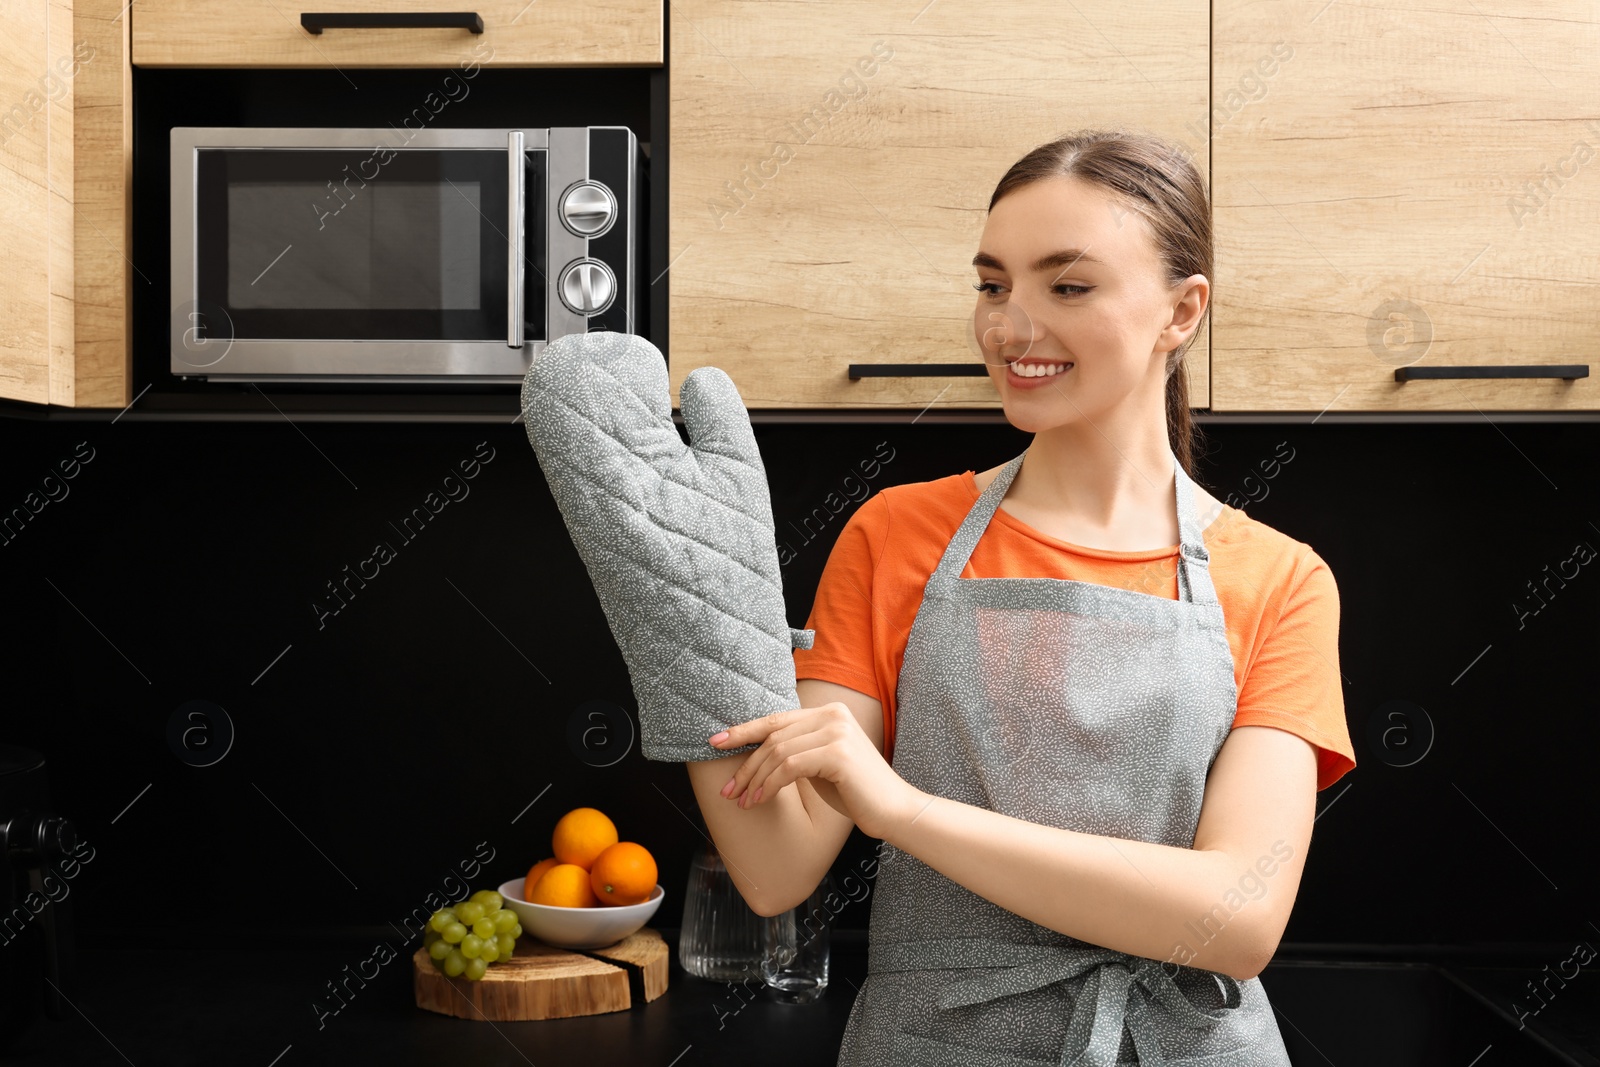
3,931,1595,1066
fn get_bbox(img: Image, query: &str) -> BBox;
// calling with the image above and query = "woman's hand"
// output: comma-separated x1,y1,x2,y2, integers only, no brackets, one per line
708,702,928,841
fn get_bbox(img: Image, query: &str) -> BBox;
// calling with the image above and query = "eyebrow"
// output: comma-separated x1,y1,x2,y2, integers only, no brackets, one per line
971,248,1105,273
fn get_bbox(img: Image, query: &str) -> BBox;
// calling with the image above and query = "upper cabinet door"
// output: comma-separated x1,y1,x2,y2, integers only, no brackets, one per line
73,0,133,408
132,0,662,67
0,0,75,406
668,2,1211,411
1212,2,1600,412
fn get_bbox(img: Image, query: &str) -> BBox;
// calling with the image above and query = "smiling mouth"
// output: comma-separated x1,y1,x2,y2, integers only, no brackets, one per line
1006,360,1074,378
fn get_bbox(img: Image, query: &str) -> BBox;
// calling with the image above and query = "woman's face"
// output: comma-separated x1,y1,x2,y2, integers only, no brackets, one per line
971,175,1207,435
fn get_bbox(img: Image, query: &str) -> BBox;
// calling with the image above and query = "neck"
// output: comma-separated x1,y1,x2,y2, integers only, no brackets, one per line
1011,417,1177,537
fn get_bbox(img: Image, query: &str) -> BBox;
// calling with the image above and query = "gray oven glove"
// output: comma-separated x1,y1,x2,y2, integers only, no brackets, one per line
520,331,814,763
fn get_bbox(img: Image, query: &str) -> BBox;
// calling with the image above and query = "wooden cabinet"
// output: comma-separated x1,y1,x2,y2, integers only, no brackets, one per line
667,1,1212,411
1210,1,1600,411
131,0,662,68
72,0,131,408
0,0,73,406
12,0,1595,413
0,0,130,408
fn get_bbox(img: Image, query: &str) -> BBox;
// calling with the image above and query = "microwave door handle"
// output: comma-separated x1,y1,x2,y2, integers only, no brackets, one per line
508,130,525,348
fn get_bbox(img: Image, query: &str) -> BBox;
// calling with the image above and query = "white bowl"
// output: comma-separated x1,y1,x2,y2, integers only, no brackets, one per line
497,877,665,951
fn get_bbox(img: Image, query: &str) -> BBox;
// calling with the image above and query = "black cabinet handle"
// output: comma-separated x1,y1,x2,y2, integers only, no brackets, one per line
852,362,1590,383
300,11,485,34
848,363,988,380
1394,364,1588,382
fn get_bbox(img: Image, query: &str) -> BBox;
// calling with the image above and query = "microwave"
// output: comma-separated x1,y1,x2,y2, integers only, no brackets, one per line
168,126,642,382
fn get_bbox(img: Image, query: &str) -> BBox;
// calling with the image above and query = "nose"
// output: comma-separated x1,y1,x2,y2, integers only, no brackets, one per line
979,298,1043,358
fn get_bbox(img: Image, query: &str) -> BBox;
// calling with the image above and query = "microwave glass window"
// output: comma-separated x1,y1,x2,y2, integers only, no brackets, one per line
196,149,509,341
226,181,483,312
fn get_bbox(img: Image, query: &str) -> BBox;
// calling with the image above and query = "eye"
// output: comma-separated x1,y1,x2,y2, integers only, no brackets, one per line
971,281,1092,298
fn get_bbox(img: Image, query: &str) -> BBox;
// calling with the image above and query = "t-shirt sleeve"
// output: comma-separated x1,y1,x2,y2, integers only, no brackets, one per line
791,493,886,703
1231,547,1357,792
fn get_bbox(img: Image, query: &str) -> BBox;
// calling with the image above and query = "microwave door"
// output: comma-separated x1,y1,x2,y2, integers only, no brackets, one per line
176,131,525,380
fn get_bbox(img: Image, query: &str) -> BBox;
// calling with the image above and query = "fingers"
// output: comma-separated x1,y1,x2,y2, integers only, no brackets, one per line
711,714,780,803
722,732,781,804
731,744,821,810
716,711,833,808
708,708,792,753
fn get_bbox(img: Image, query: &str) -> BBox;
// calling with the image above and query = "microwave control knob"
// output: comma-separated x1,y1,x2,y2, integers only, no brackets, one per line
559,260,616,316
560,181,616,237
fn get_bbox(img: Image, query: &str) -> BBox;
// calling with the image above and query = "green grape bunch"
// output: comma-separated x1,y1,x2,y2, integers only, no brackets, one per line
422,889,523,981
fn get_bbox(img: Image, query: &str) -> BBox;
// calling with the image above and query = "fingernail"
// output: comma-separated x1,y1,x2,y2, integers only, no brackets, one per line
708,730,729,745
722,776,735,797
753,786,763,804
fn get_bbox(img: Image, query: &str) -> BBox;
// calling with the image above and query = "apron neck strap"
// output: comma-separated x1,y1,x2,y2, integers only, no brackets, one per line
932,448,1217,604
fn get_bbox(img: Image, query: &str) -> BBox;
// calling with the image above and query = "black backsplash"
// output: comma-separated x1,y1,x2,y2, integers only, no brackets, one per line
3,415,1597,954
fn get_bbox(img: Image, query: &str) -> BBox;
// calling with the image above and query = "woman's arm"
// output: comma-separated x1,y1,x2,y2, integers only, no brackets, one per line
875,724,1317,981
685,678,885,917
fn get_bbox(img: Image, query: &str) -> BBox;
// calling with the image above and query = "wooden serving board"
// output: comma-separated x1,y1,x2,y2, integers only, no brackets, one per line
412,927,668,1021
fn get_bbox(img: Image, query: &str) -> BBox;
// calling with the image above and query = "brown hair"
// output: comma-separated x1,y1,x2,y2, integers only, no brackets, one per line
986,127,1212,478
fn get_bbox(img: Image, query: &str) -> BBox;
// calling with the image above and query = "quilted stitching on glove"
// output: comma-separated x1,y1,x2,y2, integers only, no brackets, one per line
520,331,814,763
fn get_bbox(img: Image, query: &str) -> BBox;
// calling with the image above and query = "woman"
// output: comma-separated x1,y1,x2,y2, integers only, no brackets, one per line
692,128,1356,1065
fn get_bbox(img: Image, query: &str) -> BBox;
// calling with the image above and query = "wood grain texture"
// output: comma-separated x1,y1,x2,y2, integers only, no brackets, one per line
132,0,662,68
667,2,1212,410
68,0,130,408
1211,1,1600,411
585,925,670,1003
46,0,76,408
411,927,668,1021
0,1,53,404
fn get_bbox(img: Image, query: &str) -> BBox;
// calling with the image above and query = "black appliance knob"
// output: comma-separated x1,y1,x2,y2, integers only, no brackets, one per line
3,813,77,864
38,816,76,861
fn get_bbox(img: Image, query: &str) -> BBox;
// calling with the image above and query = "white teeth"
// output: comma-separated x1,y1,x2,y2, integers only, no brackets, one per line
1009,361,1071,378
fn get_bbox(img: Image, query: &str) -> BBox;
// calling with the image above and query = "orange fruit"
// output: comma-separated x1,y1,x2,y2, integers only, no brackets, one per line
523,857,560,902
551,807,618,870
589,842,658,907
527,863,598,908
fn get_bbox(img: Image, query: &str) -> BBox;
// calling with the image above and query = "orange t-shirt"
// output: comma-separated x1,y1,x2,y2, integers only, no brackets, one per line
791,471,1356,792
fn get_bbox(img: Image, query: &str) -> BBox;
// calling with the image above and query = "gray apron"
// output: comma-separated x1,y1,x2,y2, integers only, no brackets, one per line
836,448,1293,1067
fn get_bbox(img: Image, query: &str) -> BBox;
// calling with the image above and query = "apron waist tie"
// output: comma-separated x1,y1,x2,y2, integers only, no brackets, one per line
869,937,1243,1067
